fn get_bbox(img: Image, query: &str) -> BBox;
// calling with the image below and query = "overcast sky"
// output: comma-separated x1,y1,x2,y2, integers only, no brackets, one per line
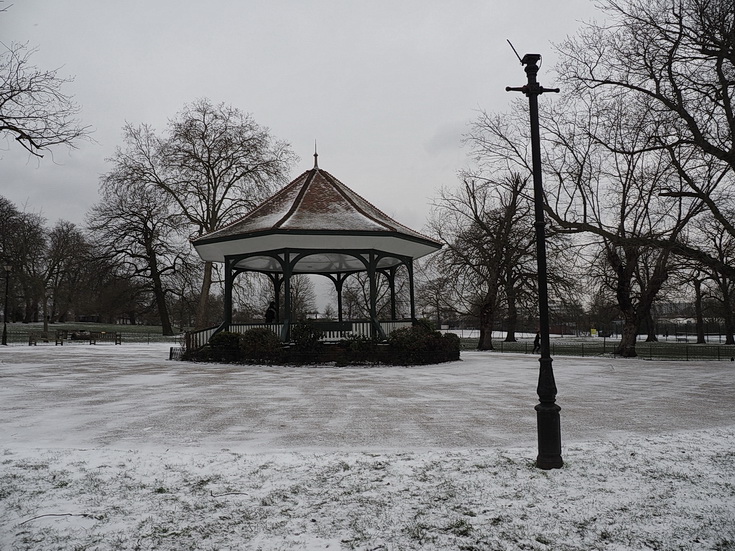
1,0,600,234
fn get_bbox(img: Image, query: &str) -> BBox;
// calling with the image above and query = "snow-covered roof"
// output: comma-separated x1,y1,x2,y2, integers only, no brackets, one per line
192,164,441,272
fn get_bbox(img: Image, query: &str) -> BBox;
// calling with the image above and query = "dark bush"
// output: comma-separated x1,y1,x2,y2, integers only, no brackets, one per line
185,330,243,363
286,322,324,364
209,331,241,350
337,334,381,365
240,327,282,363
387,325,460,365
440,332,461,361
181,324,460,366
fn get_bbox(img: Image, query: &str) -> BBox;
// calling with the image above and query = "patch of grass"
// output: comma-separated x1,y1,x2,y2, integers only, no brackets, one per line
444,517,474,537
405,519,436,544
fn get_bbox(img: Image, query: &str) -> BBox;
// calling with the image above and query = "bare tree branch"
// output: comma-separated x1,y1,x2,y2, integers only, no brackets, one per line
0,41,90,157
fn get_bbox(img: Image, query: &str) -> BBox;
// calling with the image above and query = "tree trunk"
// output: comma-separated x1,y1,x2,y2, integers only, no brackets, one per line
147,247,174,336
23,296,34,323
616,316,639,357
152,279,173,336
477,302,495,350
693,278,706,344
644,310,658,342
23,281,37,322
42,293,49,336
609,246,670,357
195,261,213,329
723,301,735,345
504,283,518,342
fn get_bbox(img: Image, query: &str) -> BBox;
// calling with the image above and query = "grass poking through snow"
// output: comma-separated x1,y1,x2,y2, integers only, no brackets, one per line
2,427,734,550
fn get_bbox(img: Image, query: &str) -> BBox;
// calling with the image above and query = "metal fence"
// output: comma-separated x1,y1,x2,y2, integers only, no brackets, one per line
0,327,182,346
460,338,735,361
184,320,413,351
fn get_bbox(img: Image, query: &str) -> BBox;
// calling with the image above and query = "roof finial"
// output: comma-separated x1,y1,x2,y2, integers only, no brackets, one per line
313,140,319,169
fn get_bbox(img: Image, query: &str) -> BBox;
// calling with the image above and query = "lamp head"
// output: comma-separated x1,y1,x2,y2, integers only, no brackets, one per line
521,53,541,66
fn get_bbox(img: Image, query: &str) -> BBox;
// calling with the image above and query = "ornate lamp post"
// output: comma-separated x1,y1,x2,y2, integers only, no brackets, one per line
2,264,11,346
506,53,563,469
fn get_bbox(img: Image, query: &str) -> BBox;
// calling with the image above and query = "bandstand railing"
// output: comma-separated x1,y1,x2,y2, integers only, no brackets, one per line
183,320,413,352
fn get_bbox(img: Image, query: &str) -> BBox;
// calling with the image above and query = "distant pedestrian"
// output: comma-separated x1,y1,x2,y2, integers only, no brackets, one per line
532,331,541,354
265,301,277,324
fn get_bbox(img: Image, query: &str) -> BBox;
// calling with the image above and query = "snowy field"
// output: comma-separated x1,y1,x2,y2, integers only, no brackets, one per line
1,344,733,550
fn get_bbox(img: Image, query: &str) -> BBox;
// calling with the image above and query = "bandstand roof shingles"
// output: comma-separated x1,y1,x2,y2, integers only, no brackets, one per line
192,164,441,272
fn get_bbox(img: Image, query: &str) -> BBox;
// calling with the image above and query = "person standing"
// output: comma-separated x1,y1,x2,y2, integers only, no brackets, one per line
532,331,541,354
265,301,277,324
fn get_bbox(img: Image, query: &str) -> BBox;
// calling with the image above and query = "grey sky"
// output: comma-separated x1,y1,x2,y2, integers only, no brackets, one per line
1,0,598,233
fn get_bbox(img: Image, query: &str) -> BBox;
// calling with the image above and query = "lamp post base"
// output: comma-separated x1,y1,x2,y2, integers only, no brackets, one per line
535,402,563,469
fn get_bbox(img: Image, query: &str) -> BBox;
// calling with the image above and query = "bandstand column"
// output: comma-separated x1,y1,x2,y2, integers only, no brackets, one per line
223,257,234,331
282,252,293,342
407,260,417,322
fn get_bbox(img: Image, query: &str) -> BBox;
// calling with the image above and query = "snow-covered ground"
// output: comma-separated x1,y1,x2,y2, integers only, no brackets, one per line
1,343,733,550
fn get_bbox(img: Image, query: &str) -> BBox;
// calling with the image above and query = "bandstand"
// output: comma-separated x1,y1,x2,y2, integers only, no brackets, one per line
189,153,441,347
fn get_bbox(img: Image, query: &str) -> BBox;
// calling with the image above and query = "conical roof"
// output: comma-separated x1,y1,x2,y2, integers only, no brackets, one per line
192,164,441,273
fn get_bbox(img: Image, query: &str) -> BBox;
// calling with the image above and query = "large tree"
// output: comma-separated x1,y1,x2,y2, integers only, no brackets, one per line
555,0,735,279
0,196,22,264
88,179,191,335
694,214,735,343
105,99,297,328
428,174,539,350
0,41,89,156
44,220,89,325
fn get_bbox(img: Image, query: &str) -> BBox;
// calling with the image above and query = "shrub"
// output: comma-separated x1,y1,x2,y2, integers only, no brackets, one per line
208,331,241,350
387,325,460,365
338,334,381,365
440,332,461,361
186,330,243,363
286,322,324,364
240,327,282,364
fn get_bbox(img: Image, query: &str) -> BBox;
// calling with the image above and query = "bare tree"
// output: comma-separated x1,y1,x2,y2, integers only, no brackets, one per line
0,41,89,157
428,174,538,350
45,221,89,325
694,214,735,343
87,176,192,335
106,99,296,328
338,272,398,320
13,211,46,323
0,195,22,263
288,275,317,321
555,0,735,279
415,271,456,329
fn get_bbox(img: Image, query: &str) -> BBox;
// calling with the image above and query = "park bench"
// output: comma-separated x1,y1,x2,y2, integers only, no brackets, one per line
53,329,122,345
28,332,50,346
89,331,122,345
307,321,353,341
